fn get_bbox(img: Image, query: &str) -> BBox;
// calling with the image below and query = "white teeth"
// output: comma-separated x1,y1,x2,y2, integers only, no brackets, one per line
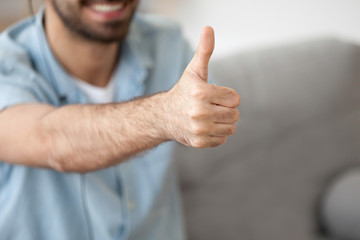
91,3,125,12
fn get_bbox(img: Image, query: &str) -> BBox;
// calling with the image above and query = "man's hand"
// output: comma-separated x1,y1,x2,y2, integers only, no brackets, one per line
162,27,241,148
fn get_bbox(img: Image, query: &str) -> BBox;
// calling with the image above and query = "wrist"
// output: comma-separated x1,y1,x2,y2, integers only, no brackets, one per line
145,91,173,142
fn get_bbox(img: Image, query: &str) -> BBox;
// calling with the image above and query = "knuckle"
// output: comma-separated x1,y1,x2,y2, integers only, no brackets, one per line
191,137,206,148
189,105,209,120
211,137,226,147
235,93,241,106
222,125,236,136
219,87,240,107
234,109,240,122
212,110,221,119
190,85,208,100
188,105,200,119
223,109,237,121
191,124,207,136
229,109,237,120
228,88,240,107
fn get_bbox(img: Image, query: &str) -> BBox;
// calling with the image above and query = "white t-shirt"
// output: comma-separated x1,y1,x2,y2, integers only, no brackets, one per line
74,77,115,104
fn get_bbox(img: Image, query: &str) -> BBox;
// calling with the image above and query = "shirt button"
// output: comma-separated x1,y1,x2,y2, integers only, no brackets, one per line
128,201,135,210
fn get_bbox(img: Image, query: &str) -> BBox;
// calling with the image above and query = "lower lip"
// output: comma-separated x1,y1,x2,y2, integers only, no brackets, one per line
84,4,128,21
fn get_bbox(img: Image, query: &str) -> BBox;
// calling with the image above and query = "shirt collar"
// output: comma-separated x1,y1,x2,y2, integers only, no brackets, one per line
126,15,153,71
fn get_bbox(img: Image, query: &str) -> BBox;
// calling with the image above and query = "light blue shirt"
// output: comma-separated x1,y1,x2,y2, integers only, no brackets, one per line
0,8,194,240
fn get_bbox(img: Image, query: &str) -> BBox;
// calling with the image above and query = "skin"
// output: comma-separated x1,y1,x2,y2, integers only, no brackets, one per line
0,0,241,172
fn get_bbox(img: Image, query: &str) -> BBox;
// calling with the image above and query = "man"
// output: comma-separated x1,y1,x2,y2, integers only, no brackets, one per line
0,0,240,239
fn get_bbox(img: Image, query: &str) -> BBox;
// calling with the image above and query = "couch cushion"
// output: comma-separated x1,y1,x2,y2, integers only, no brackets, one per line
174,39,360,240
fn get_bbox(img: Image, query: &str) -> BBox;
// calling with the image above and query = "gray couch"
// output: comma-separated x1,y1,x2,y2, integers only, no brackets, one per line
174,39,360,240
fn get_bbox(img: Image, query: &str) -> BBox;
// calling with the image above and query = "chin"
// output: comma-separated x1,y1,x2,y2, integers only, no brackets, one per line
77,20,132,43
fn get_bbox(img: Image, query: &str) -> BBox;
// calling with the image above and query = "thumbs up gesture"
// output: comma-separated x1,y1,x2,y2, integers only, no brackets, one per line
163,27,241,148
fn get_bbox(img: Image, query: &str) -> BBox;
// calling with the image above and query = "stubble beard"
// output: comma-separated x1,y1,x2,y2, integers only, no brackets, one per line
51,0,136,44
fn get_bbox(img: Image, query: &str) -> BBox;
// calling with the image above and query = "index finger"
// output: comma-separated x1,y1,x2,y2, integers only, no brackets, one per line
209,85,241,108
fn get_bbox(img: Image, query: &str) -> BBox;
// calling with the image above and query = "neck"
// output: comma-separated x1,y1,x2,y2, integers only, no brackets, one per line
44,5,120,87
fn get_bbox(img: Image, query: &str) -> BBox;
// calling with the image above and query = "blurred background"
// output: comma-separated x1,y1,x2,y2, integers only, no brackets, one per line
1,0,360,58
1,1,360,240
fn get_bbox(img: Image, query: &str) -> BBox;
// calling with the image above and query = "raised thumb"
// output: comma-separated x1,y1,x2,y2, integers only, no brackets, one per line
186,26,215,82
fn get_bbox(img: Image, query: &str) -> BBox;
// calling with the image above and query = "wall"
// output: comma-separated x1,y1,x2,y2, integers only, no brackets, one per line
1,0,360,58
140,0,360,59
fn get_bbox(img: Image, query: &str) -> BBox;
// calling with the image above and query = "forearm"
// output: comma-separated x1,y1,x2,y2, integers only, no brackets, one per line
33,93,168,172
0,92,170,172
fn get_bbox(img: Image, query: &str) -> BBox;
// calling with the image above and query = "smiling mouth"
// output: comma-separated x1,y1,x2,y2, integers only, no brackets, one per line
89,2,126,13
